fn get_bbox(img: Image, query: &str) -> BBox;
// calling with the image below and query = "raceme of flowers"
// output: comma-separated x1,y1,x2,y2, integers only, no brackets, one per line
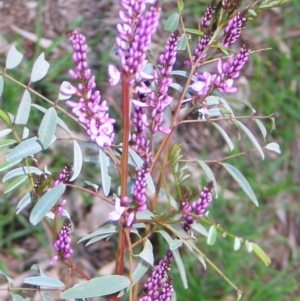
50,219,73,264
182,181,214,233
62,30,116,148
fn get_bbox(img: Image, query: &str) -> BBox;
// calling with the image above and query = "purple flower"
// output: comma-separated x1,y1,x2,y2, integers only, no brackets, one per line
54,164,73,186
191,71,217,97
201,0,217,29
67,30,115,147
140,250,173,300
117,1,161,84
50,219,73,264
109,197,125,221
150,31,180,134
221,10,248,48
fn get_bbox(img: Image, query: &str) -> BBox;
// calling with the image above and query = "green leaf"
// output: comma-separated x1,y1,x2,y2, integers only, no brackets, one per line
139,239,154,266
16,192,34,214
30,53,50,82
170,70,198,82
6,137,44,162
99,147,111,196
222,163,258,206
29,184,66,225
132,258,150,286
38,107,57,149
205,95,220,105
245,240,253,252
254,119,267,141
0,139,17,148
22,127,29,139
0,159,22,172
69,140,82,181
265,142,281,154
170,239,183,250
251,243,271,266
4,175,28,194
184,28,203,36
0,77,4,98
0,129,12,138
191,222,208,237
177,34,187,50
177,0,184,12
11,294,26,301
211,122,234,151
234,120,264,160
59,81,74,100
60,276,130,299
14,90,31,125
0,109,10,125
84,181,99,191
23,276,64,288
6,45,23,69
234,237,242,251
78,224,118,243
164,13,179,32
198,160,218,198
207,225,217,246
31,104,71,134
3,166,43,183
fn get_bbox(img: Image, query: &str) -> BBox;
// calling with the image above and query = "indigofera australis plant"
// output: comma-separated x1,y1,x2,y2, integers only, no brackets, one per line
0,0,286,300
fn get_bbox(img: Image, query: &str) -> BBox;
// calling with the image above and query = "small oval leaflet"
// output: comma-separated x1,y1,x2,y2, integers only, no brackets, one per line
30,184,66,225
38,107,57,149
60,275,130,299
30,52,50,82
23,276,64,289
207,225,217,246
99,147,111,196
234,237,242,251
265,142,281,154
177,34,187,50
14,90,31,125
164,13,179,32
6,45,24,69
0,129,12,138
139,239,154,266
251,243,271,266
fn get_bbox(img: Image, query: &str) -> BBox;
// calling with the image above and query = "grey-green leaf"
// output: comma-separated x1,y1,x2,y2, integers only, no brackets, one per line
0,129,12,138
30,184,66,225
0,159,22,172
0,139,17,148
99,148,111,196
172,248,188,289
4,175,28,194
265,142,281,154
139,239,154,266
164,13,179,32
6,137,43,162
14,90,31,125
38,107,57,149
78,224,118,243
60,276,130,299
254,119,267,141
234,120,264,160
177,34,187,50
3,166,43,183
69,140,82,181
6,45,23,69
132,258,150,286
234,237,242,251
30,53,50,82
222,163,258,206
23,276,64,288
207,225,217,246
211,122,234,151
12,294,26,301
16,192,34,214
